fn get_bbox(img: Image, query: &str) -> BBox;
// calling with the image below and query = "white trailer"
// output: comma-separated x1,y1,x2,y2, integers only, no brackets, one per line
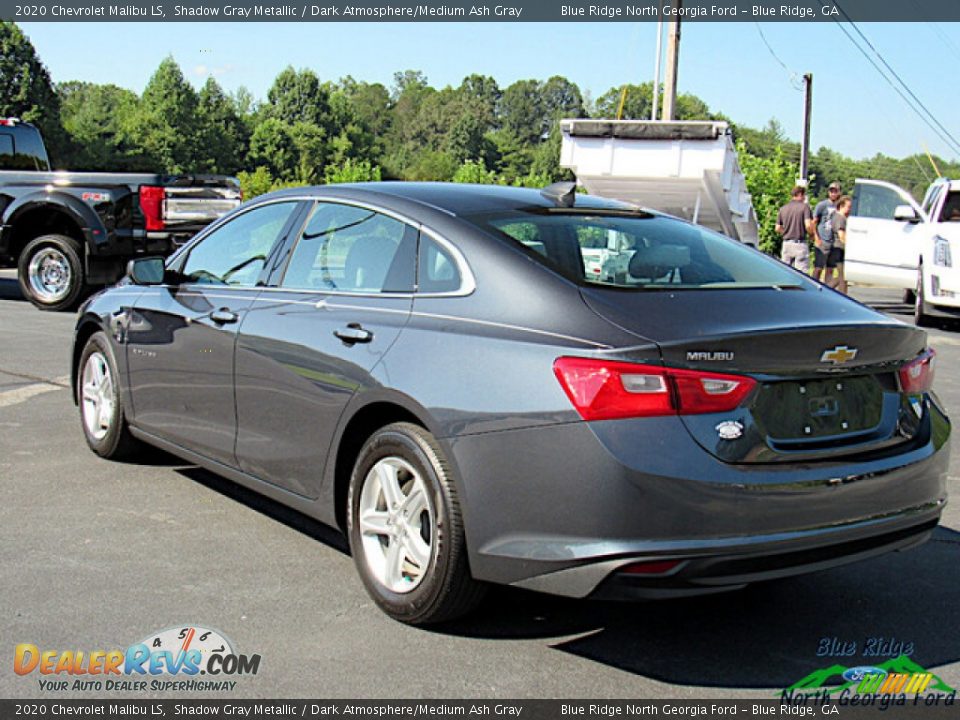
559,119,760,246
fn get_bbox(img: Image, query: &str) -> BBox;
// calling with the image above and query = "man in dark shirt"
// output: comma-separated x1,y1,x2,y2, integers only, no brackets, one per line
776,185,814,272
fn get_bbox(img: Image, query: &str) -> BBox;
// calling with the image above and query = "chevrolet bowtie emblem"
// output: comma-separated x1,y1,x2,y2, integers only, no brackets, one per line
821,345,858,365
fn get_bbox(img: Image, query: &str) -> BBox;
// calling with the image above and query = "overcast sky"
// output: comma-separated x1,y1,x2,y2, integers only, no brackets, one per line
19,21,960,163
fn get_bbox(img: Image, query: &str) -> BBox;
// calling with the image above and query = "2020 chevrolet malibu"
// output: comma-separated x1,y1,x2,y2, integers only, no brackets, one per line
72,182,950,624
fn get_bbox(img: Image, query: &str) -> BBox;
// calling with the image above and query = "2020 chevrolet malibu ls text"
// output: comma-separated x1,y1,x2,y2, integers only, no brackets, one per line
72,182,950,624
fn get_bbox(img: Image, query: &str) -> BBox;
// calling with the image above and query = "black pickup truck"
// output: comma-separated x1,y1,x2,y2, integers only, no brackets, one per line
0,118,241,310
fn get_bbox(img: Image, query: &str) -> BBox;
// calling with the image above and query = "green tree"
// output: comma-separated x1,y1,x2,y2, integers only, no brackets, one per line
0,22,67,164
452,158,502,185
289,120,327,184
326,77,389,165
58,81,146,170
737,140,799,256
197,77,247,174
407,150,458,181
247,117,297,180
237,166,275,199
594,83,717,121
541,75,585,125
266,67,332,132
458,74,501,128
499,79,545,145
324,158,382,184
126,57,201,172
391,69,429,101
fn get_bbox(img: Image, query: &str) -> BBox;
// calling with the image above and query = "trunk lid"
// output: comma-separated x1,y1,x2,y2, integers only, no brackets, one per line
581,285,929,463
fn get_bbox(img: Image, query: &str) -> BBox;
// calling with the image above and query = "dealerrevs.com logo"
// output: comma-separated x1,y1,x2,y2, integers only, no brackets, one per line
15,625,261,692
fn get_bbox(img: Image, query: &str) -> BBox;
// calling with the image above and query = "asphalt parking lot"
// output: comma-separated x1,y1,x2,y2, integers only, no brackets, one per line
1,267,958,699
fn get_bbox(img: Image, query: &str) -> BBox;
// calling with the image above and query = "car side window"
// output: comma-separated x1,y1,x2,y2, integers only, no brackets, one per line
853,184,905,220
281,202,416,292
418,237,462,294
181,202,297,287
939,191,960,222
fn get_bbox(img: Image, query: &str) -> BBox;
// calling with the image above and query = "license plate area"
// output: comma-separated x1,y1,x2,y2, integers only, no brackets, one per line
753,376,883,440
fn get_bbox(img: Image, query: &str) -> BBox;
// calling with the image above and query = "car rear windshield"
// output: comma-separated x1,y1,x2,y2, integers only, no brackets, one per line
467,210,803,290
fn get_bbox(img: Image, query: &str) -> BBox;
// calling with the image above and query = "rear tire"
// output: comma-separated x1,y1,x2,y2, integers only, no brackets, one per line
347,422,486,625
915,266,934,328
902,288,916,305
77,331,142,460
18,234,87,311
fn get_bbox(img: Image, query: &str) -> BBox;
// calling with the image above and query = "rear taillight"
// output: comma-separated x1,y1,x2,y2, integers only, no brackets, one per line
139,185,165,231
899,348,936,394
553,357,756,421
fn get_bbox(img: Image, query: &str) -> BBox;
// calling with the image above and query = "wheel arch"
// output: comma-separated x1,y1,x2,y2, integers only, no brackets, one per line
329,393,447,534
71,316,106,404
4,193,99,260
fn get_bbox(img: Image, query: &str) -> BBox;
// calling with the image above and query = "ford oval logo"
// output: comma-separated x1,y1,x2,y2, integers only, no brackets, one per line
842,666,887,682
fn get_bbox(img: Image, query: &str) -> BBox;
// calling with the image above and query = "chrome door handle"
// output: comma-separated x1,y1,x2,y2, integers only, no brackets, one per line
210,309,239,325
334,323,373,344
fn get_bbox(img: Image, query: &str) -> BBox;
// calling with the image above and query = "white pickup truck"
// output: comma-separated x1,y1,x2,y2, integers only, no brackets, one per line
846,177,960,326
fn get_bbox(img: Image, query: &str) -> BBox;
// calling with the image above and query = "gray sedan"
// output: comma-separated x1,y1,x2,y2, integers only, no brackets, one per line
72,182,950,624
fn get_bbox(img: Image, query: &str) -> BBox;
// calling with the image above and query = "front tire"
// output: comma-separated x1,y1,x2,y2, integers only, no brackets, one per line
347,422,485,625
18,234,87,311
915,265,934,328
78,331,142,460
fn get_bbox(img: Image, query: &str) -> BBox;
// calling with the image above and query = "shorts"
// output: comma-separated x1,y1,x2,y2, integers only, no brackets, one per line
814,246,845,269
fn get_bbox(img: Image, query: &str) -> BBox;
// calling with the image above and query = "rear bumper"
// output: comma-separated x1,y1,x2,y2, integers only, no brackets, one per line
585,509,938,600
448,398,950,598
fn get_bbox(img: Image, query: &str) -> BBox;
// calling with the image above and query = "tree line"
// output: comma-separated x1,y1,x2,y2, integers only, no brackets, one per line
2,21,956,255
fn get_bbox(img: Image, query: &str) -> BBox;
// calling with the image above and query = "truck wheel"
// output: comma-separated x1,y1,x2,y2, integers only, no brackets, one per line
915,266,934,328
18,234,87,311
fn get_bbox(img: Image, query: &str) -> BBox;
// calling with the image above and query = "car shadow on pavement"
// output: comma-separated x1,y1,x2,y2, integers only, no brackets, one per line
440,526,960,689
168,453,958,687
0,276,24,301
175,464,350,554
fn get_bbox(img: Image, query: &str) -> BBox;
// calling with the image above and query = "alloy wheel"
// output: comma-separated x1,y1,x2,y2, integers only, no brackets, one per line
81,352,115,441
357,456,434,593
28,247,72,303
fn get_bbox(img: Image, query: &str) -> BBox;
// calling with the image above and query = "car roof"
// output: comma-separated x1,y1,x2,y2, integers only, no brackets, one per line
272,182,638,216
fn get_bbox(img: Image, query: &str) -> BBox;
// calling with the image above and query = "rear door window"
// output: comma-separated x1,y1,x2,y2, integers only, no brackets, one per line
281,202,417,293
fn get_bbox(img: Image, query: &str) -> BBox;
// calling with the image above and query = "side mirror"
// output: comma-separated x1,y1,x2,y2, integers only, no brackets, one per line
894,205,920,223
126,257,166,285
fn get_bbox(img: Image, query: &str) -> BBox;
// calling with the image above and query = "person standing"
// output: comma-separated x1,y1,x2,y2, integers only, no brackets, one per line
776,185,814,272
829,195,852,294
812,181,842,282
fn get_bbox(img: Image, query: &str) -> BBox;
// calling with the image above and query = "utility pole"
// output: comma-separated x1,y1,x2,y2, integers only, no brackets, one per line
800,73,813,183
662,0,682,121
651,19,663,120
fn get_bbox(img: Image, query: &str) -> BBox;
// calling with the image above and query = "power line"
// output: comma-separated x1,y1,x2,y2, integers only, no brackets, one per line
832,1,960,157
830,21,960,157
754,23,804,91
926,21,960,63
